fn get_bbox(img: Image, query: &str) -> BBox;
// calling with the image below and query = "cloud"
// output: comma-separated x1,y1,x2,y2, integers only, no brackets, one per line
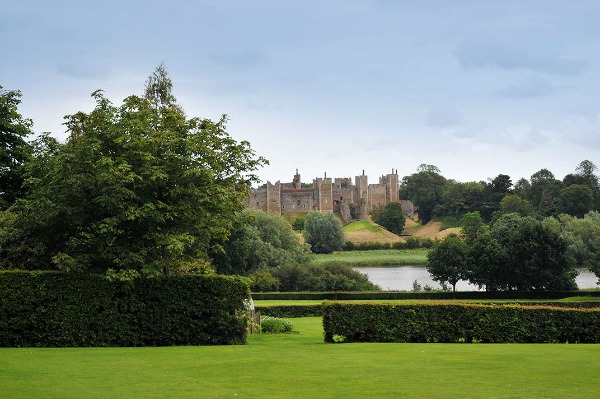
425,104,463,128
497,76,555,98
454,38,586,75
56,60,112,80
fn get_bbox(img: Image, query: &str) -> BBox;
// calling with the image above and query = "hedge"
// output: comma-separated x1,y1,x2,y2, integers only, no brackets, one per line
256,305,323,318
251,290,599,301
0,271,249,347
322,302,600,343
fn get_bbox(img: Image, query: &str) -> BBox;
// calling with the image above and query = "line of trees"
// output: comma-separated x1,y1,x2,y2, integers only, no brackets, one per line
427,211,600,291
401,162,600,224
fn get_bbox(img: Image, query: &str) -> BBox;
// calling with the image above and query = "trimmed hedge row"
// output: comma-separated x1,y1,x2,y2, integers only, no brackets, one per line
0,271,249,347
252,290,598,301
256,305,323,318
322,302,600,343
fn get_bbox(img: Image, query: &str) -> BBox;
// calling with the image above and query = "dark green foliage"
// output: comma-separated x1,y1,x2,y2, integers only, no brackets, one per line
371,202,407,235
498,194,534,216
323,303,600,343
248,269,280,292
291,217,305,231
558,184,594,218
211,209,312,275
460,211,486,241
269,262,378,292
427,235,469,292
0,67,266,275
256,305,324,318
400,164,447,224
251,290,590,301
0,86,33,210
303,212,345,254
0,271,249,347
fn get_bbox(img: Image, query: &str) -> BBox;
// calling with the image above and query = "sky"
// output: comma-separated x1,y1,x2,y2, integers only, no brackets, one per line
3,0,600,186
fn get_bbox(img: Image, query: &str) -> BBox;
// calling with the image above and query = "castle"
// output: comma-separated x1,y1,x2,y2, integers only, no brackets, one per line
247,169,414,223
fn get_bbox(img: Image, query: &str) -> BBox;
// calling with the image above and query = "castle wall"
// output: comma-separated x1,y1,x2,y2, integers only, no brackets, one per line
247,170,413,223
247,186,268,212
368,184,388,211
281,189,315,212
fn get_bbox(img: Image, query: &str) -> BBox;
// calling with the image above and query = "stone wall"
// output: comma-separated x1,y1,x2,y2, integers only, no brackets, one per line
247,170,413,224
281,188,315,212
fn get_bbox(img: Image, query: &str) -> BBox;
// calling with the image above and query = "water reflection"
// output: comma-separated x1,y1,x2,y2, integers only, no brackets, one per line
353,265,599,292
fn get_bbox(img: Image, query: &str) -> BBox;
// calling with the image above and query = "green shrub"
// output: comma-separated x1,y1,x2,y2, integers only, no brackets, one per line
260,316,294,333
269,262,379,292
0,271,249,347
323,302,600,343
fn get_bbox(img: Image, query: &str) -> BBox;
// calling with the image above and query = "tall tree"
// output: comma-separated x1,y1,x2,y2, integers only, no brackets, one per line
558,184,594,218
0,86,33,209
211,209,312,275
400,164,447,224
528,169,562,216
371,202,406,235
303,212,345,254
426,234,469,292
0,66,267,275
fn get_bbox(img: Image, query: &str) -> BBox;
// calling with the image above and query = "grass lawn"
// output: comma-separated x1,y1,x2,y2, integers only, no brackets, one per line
2,317,599,399
314,249,429,266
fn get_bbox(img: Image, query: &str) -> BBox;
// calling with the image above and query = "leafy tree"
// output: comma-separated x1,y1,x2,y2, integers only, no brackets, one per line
498,194,533,216
211,209,312,275
460,211,486,242
371,202,406,235
528,169,562,216
0,66,266,275
558,184,594,218
303,212,345,254
556,212,600,282
466,232,509,291
0,86,33,210
478,174,513,220
505,218,576,290
489,214,576,290
436,180,484,217
400,164,447,224
513,177,531,199
426,234,469,292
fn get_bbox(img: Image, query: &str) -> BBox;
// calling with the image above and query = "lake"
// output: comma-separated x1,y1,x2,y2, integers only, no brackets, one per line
353,265,600,291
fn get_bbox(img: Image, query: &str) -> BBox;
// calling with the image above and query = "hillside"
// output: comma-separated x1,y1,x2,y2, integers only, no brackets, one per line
344,218,460,244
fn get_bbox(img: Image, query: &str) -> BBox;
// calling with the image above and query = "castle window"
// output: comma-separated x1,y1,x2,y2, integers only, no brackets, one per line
297,200,301,207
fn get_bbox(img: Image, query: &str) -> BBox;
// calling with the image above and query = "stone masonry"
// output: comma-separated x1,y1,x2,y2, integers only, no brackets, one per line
247,169,414,223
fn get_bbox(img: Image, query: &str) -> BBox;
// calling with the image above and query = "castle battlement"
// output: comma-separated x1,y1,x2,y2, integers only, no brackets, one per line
247,169,414,223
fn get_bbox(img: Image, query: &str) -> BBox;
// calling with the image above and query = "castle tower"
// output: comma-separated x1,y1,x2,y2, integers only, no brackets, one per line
355,170,368,200
266,181,281,214
380,168,399,203
314,175,333,212
292,169,301,189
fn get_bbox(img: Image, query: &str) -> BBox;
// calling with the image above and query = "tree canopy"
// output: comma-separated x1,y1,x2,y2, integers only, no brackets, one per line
303,211,345,254
0,85,33,210
0,66,267,276
371,202,406,235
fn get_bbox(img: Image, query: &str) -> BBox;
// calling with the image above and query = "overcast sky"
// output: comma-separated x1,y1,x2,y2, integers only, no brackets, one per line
3,0,600,186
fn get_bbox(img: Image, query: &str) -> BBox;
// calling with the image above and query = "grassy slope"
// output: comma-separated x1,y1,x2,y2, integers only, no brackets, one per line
343,218,461,244
2,317,599,399
314,249,429,266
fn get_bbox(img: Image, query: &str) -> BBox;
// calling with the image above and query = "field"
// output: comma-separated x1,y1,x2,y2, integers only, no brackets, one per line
314,248,429,266
2,317,599,399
